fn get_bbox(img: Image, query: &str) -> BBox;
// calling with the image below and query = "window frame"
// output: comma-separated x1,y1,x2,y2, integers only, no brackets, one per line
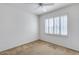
44,14,68,37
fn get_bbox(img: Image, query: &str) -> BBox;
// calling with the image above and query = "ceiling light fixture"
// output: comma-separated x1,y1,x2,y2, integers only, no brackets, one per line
38,3,54,12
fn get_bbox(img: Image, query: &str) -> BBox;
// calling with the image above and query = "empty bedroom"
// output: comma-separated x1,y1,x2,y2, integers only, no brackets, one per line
0,3,79,55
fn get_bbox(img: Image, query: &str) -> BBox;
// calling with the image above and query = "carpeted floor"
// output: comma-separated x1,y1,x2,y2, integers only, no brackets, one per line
0,40,79,55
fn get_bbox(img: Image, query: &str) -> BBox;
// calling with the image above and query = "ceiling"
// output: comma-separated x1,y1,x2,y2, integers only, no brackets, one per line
0,3,72,15
20,3,72,15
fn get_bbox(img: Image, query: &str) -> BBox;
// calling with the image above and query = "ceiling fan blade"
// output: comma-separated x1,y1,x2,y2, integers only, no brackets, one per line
40,3,54,6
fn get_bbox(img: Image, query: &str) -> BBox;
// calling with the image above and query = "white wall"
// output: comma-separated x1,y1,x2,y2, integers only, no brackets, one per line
39,4,79,51
0,4,38,51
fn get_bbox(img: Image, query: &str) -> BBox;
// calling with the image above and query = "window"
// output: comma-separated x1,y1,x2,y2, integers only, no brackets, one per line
45,15,67,36
54,17,59,34
49,18,53,34
45,19,49,33
60,15,67,35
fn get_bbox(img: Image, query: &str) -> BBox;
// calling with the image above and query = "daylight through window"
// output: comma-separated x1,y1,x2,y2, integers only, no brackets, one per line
45,15,67,36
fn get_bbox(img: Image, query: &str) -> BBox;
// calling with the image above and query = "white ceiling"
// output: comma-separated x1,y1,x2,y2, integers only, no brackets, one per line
20,3,72,15
0,3,72,15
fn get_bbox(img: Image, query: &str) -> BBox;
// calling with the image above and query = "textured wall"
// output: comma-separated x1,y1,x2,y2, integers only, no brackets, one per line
0,4,38,51
39,4,79,51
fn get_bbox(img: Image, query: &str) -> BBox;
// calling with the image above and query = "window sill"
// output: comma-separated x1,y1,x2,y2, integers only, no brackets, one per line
45,33,68,37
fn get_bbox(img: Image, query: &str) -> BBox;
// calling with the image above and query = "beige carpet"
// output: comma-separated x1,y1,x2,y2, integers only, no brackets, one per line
0,40,79,55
